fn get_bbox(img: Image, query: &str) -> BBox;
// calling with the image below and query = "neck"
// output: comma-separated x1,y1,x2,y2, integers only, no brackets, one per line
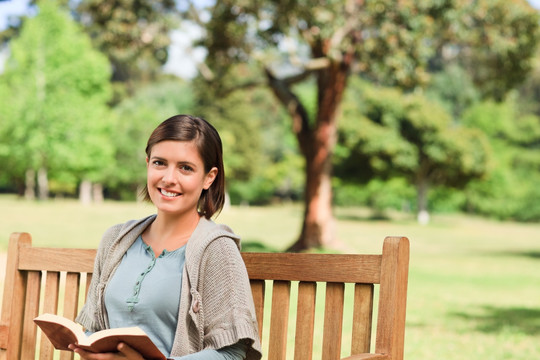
144,211,201,253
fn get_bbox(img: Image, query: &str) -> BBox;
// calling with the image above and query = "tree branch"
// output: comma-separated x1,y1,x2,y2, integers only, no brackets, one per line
279,57,330,86
264,67,312,154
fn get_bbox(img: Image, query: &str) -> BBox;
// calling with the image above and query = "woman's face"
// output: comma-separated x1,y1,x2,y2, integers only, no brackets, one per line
146,140,217,217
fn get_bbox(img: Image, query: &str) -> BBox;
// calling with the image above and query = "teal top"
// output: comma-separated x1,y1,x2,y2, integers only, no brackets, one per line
105,236,247,359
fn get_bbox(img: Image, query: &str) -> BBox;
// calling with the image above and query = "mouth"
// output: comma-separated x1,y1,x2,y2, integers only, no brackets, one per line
159,188,181,198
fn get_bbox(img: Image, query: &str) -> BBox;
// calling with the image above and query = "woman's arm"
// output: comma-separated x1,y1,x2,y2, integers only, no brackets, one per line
68,340,247,360
172,340,248,360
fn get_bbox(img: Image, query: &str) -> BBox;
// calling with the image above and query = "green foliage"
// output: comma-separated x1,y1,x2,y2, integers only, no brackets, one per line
191,65,304,205
108,78,195,199
462,99,540,221
0,0,112,194
457,0,540,101
335,78,491,216
333,177,415,213
428,186,467,213
228,150,304,205
337,78,491,186
426,64,480,119
76,0,177,93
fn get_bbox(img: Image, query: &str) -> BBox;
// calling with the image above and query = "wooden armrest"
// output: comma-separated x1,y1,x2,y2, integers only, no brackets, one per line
341,354,389,360
0,323,8,349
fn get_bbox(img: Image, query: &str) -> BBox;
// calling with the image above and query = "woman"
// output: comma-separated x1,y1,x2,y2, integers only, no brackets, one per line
73,115,262,360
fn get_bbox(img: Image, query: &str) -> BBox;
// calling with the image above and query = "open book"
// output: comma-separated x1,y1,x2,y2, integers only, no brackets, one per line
34,313,166,360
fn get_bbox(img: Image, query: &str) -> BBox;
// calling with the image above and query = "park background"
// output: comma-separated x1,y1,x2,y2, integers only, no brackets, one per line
0,0,539,358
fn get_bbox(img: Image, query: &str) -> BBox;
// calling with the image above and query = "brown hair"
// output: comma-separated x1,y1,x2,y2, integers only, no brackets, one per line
142,114,225,218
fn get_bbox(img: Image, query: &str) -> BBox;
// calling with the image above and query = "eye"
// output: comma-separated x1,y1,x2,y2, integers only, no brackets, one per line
180,164,194,172
152,160,165,167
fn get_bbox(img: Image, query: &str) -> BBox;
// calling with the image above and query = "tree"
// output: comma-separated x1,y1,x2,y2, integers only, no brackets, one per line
453,0,540,101
109,78,195,200
192,69,304,206
192,0,436,250
462,98,540,221
335,79,491,223
0,0,112,200
76,0,177,98
188,0,539,250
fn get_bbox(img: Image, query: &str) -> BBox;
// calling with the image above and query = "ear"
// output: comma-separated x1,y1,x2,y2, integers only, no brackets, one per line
203,167,218,190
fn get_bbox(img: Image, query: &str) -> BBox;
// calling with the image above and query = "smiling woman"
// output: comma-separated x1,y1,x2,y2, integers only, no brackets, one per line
145,140,218,245
72,115,262,360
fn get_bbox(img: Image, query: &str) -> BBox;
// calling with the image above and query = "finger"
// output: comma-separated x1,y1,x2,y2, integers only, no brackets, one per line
70,345,117,360
117,342,144,359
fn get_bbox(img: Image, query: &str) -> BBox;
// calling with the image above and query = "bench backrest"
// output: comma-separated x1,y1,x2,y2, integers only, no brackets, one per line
0,232,409,360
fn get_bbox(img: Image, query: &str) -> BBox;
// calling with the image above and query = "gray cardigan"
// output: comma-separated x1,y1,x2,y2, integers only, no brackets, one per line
76,215,262,360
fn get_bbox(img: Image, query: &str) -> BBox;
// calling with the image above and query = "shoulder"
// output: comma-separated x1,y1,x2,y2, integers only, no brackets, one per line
188,217,240,253
185,218,243,282
97,215,156,254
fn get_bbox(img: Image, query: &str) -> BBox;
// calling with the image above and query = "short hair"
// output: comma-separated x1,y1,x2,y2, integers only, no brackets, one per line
142,114,225,218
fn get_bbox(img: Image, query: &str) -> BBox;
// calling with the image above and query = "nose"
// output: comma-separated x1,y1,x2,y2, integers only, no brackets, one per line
161,166,176,184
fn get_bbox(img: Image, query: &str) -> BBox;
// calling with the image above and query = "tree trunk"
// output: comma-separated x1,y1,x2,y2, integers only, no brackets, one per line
79,180,92,205
37,167,48,200
266,56,351,251
416,177,430,225
93,183,104,204
24,169,36,201
290,125,336,251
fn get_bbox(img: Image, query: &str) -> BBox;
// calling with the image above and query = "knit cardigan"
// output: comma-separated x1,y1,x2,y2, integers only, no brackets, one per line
76,215,262,360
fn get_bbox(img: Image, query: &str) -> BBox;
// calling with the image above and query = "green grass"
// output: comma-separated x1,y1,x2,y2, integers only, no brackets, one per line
1,194,539,359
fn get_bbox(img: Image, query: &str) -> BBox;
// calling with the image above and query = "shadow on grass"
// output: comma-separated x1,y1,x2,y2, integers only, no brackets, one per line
335,212,391,222
514,251,540,259
488,250,540,260
241,240,280,253
452,305,540,335
240,240,336,254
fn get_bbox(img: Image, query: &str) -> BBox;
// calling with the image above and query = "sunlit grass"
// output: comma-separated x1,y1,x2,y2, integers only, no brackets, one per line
1,195,539,359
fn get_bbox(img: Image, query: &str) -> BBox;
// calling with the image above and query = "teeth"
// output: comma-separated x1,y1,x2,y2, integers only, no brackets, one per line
160,189,180,197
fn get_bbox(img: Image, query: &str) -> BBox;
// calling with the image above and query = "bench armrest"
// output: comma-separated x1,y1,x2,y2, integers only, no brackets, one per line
0,323,7,349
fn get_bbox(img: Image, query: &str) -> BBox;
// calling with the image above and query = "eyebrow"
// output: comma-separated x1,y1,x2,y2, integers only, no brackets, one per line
150,156,198,168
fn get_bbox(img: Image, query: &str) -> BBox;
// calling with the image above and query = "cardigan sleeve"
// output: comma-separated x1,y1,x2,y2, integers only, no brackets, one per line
170,340,248,359
197,237,262,360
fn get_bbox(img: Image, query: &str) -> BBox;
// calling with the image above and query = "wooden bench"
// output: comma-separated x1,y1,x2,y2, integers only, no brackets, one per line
0,232,409,360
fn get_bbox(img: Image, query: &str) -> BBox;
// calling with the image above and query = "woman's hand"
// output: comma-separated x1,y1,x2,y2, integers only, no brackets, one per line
68,342,145,359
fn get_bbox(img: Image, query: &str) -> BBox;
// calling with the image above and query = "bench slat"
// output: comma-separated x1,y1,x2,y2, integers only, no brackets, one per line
63,273,81,321
322,282,345,359
60,273,80,360
20,271,40,360
85,273,93,299
351,283,374,354
293,281,316,360
242,253,382,283
40,272,60,360
249,280,265,340
267,280,290,360
18,247,96,273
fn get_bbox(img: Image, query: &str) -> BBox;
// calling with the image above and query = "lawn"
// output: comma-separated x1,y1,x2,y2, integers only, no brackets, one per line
1,194,539,359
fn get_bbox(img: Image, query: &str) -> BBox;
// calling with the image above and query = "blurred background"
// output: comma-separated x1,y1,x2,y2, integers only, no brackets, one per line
0,0,539,358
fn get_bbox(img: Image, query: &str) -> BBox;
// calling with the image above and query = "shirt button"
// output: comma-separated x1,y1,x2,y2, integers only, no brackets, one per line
192,300,200,313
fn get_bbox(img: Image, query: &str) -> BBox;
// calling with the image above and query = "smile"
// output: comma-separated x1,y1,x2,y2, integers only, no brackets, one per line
160,188,181,198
